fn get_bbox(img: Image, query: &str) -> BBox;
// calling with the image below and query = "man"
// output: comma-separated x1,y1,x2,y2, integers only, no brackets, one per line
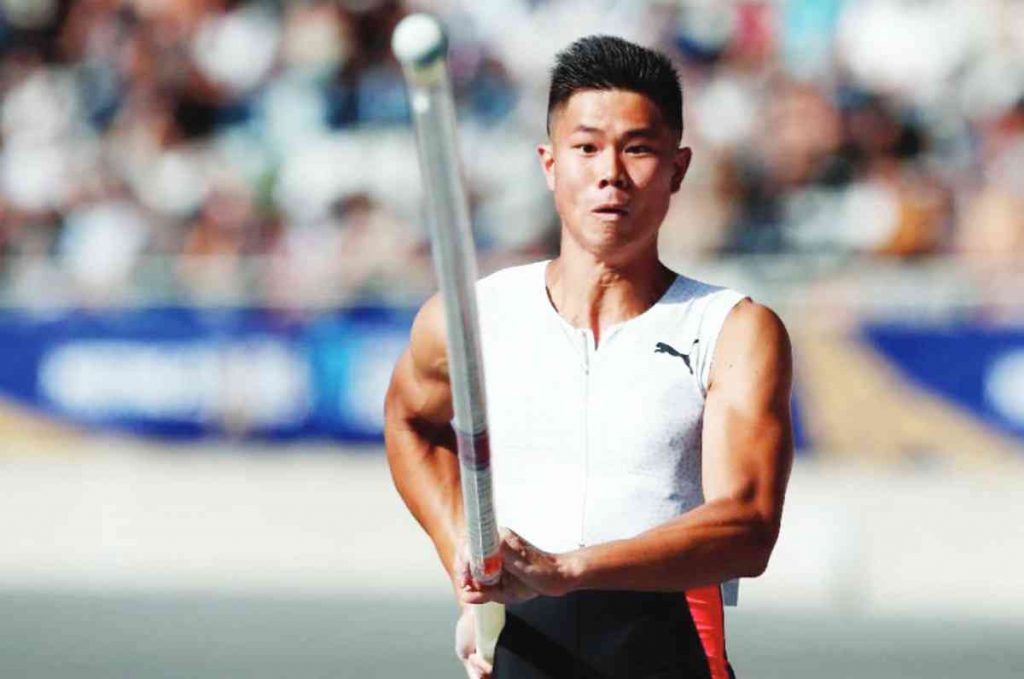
385,35,792,679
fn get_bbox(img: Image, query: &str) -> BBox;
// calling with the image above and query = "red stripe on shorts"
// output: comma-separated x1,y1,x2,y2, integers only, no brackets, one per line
685,585,730,679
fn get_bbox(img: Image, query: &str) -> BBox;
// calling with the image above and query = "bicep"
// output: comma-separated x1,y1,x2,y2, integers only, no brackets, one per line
701,301,793,524
385,294,454,430
386,346,453,429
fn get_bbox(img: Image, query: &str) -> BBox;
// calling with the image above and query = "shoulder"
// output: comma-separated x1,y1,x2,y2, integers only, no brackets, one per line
661,274,750,392
409,260,549,378
409,293,448,382
660,273,747,328
710,300,792,396
476,260,549,328
477,259,548,296
720,300,790,358
665,273,743,307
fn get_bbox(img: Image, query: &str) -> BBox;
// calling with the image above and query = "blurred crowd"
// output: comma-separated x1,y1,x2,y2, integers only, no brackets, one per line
0,0,1022,308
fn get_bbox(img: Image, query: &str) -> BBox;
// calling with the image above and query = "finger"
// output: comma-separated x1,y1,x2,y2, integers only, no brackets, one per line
460,585,500,605
461,590,493,605
500,541,533,573
456,559,476,591
468,652,493,677
459,577,502,604
500,527,525,551
461,574,537,605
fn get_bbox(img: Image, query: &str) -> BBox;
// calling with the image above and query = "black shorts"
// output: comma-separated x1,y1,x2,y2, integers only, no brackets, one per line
493,589,735,679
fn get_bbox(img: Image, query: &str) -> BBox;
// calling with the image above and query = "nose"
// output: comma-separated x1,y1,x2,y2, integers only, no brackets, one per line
597,148,628,190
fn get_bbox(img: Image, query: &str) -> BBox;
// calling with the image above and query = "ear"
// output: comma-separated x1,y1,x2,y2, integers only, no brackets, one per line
537,143,556,192
670,146,692,193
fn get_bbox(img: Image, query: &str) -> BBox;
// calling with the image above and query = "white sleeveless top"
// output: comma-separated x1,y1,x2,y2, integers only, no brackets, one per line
476,260,747,603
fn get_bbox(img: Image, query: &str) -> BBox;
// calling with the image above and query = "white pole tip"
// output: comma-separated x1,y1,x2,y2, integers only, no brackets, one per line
392,13,447,69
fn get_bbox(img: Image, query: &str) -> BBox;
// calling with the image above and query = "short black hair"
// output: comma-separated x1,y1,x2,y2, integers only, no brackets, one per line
547,35,683,138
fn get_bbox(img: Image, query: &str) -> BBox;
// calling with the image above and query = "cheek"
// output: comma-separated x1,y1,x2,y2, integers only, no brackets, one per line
630,164,675,218
552,158,589,205
628,159,668,190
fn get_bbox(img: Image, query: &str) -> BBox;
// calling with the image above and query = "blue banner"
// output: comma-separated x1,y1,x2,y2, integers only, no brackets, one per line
0,307,414,441
863,324,1024,441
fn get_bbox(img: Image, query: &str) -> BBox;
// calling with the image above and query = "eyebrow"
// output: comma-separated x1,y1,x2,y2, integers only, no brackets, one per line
622,127,659,140
569,125,660,139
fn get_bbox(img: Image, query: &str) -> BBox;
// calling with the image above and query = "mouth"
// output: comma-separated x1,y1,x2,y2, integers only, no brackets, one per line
592,204,630,217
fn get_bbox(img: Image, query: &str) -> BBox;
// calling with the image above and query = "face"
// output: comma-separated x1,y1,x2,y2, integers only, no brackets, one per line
538,89,691,263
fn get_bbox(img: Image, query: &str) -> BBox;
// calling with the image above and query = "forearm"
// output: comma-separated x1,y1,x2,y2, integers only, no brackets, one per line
565,498,777,593
384,415,464,578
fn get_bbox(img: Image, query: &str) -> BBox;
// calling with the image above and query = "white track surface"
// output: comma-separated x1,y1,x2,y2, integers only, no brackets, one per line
2,440,1022,619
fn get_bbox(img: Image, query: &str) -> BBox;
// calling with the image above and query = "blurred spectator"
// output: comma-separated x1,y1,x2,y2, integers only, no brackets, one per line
191,1,279,96
958,101,1024,269
59,185,149,303
178,181,266,301
265,191,426,311
0,0,1021,308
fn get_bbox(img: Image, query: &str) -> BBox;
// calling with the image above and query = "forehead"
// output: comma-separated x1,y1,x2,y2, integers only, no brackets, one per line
550,89,669,137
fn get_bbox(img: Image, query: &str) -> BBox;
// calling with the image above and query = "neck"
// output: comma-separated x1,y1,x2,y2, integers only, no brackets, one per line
545,239,675,343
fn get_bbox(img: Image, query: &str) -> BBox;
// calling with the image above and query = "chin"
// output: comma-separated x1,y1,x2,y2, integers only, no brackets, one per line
563,215,652,257
589,225,662,263
576,227,620,251
590,215,641,241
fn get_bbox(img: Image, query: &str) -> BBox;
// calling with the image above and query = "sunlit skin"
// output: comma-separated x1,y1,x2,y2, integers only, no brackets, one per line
537,90,692,339
540,88,691,266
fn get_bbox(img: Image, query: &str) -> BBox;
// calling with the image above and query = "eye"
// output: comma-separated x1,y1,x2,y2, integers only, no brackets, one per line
574,143,598,154
626,144,655,155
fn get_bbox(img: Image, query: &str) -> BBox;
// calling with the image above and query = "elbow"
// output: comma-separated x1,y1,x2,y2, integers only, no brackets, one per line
742,549,772,579
740,510,781,578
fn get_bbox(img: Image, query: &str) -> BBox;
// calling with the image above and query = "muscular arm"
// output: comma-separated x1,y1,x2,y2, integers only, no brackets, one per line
384,295,465,583
488,300,793,598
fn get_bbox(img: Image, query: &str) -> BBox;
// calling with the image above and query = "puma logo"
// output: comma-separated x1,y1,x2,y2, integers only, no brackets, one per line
654,341,697,375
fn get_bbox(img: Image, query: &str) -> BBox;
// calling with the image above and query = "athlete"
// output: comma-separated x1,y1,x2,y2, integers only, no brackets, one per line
384,35,793,679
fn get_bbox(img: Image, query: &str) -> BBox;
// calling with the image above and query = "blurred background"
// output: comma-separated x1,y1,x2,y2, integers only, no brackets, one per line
0,0,1022,677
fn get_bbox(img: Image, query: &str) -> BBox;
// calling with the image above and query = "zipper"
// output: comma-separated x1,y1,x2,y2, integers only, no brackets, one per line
579,329,590,549
577,331,592,671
